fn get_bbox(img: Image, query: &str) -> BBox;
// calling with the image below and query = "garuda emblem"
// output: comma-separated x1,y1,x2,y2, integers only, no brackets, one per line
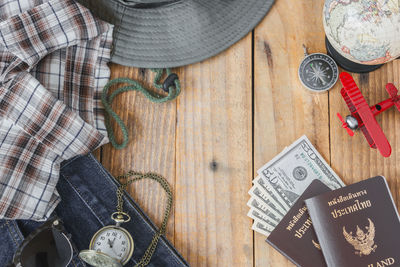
343,218,377,256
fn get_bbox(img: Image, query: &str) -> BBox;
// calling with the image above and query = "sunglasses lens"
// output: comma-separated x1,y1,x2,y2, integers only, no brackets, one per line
20,227,73,267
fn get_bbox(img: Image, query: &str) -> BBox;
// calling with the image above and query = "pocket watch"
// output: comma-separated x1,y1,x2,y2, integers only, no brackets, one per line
79,171,173,267
79,212,134,266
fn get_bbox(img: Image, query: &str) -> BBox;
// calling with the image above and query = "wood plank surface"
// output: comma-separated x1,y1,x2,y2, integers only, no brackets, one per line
101,36,253,266
100,0,400,266
174,36,253,266
100,66,178,242
253,1,330,266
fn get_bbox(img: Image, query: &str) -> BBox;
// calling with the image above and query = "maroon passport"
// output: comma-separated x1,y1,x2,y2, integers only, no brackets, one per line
266,180,330,267
305,176,400,267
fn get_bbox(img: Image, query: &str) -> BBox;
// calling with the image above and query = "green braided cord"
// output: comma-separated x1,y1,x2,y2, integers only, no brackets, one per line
102,68,181,149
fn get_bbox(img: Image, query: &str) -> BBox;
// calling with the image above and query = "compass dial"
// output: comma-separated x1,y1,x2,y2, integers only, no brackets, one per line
299,53,338,92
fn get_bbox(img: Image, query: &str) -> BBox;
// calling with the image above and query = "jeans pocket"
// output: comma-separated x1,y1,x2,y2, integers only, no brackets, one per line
59,154,189,267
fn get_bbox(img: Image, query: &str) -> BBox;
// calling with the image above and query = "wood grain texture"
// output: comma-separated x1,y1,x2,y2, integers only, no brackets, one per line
253,1,330,266
100,65,177,242
99,0,400,265
174,35,253,266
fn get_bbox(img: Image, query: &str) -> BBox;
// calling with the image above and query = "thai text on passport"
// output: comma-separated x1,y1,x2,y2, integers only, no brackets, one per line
328,190,372,219
285,205,313,239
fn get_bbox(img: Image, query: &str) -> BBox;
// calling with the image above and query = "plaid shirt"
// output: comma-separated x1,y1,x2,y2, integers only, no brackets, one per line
0,0,113,220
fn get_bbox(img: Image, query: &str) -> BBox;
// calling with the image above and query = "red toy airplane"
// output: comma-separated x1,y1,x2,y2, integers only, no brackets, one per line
337,72,400,157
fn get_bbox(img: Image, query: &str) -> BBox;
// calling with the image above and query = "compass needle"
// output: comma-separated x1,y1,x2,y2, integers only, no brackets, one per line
299,46,338,92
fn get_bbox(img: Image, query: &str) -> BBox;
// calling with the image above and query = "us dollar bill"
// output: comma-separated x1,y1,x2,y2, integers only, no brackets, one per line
247,207,281,227
253,175,288,213
257,135,344,209
248,185,284,219
252,220,272,237
246,197,280,225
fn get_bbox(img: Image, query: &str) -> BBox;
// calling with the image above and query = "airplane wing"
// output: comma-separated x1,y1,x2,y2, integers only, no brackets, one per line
386,83,400,112
386,83,398,98
340,72,391,157
360,125,377,149
341,88,375,147
340,88,357,114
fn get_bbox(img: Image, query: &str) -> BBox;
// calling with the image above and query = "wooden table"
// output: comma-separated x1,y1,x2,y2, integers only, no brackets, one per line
95,1,400,266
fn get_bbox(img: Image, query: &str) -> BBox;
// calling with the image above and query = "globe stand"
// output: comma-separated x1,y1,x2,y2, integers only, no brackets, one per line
325,37,383,73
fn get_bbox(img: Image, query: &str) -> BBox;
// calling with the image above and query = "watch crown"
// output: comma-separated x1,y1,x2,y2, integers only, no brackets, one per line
111,211,131,223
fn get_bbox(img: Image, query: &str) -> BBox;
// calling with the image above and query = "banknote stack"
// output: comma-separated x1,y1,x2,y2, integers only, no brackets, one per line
247,135,345,237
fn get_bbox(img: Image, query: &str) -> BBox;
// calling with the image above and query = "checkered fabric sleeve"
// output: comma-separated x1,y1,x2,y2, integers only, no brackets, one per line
0,0,112,220
0,0,109,72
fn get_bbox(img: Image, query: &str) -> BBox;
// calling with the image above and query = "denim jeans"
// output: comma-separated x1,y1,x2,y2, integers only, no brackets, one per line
0,154,189,267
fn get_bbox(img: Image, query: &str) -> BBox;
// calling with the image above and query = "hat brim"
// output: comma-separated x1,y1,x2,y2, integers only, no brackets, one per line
78,0,275,68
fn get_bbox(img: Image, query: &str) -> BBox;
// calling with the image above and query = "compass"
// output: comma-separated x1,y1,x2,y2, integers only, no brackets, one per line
298,45,339,92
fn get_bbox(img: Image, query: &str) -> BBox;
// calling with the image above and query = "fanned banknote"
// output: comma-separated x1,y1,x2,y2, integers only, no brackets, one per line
247,135,344,237
246,198,280,224
252,176,288,214
247,207,280,227
252,221,273,236
257,135,344,209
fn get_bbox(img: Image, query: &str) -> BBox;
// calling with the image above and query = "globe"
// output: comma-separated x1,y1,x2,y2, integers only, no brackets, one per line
323,0,400,66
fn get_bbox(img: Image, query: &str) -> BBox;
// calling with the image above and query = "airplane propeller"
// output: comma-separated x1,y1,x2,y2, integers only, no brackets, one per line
337,113,354,137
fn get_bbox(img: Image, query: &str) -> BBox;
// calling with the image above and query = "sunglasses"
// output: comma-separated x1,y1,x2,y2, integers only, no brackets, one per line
11,217,73,267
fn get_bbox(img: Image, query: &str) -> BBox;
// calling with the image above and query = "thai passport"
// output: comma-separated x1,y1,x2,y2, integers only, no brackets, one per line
266,180,331,267
305,176,400,267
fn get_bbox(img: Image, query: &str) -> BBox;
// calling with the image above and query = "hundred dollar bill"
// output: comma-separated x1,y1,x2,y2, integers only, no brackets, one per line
257,135,344,209
252,220,273,237
248,186,284,220
253,175,289,213
246,197,280,225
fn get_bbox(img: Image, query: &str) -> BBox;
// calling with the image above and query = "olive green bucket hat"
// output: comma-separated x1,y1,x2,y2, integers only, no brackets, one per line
76,0,275,68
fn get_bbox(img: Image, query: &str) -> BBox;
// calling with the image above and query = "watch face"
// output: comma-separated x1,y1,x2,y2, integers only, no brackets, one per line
90,226,134,264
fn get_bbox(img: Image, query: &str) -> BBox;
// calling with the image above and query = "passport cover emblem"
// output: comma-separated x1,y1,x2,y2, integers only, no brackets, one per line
343,218,377,256
305,176,400,267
